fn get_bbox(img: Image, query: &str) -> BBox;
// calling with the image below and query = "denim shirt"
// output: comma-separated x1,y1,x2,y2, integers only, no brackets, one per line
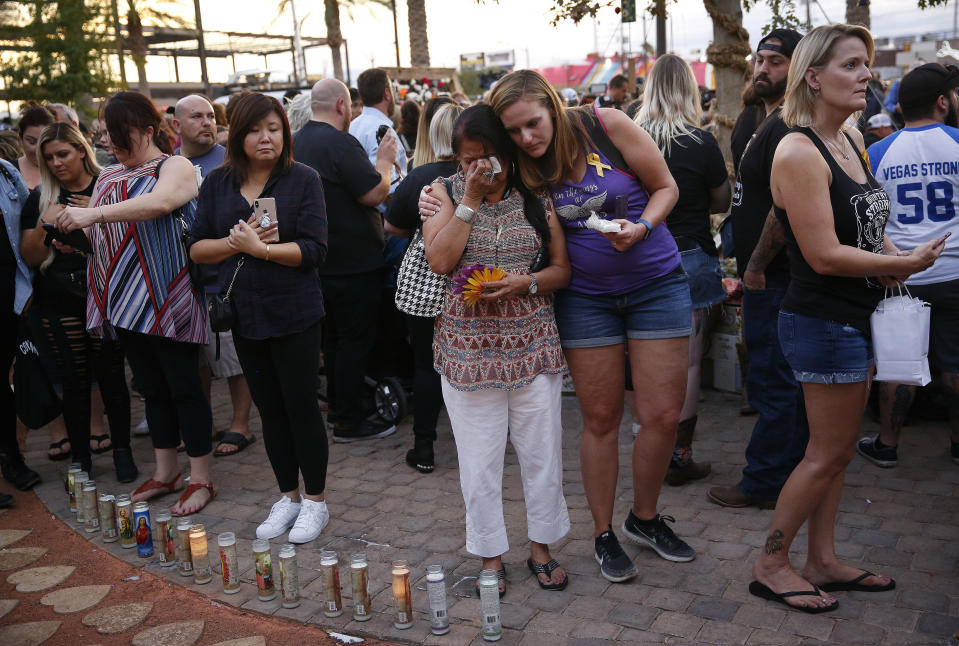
349,106,407,212
0,159,32,314
190,161,328,340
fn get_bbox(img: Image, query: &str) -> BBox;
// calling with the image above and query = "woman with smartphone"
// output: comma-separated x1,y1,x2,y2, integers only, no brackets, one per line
753,25,946,613
56,91,214,517
190,93,330,544
423,105,571,595
19,123,137,482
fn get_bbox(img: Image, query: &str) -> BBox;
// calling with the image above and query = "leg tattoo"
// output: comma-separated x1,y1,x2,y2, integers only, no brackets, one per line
764,529,785,556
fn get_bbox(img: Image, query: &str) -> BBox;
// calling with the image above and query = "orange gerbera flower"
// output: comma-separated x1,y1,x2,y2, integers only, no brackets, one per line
454,265,507,306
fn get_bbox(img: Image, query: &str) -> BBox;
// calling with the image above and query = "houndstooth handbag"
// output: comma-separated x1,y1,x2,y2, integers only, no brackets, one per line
394,228,447,317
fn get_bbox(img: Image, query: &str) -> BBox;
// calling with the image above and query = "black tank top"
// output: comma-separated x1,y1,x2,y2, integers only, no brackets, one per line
774,127,890,334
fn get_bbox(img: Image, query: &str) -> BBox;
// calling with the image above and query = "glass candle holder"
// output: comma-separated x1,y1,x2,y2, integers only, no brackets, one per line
189,524,212,584
218,532,239,593
391,559,413,629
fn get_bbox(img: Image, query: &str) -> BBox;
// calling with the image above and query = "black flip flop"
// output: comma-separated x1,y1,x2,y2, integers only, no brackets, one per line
47,438,71,461
527,557,569,591
213,431,256,458
475,567,507,598
748,581,838,614
89,433,112,454
818,570,896,593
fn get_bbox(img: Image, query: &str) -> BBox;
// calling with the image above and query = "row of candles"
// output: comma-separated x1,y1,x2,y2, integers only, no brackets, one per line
65,465,504,640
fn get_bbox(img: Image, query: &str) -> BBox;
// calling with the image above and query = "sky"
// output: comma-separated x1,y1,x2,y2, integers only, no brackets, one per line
141,0,959,86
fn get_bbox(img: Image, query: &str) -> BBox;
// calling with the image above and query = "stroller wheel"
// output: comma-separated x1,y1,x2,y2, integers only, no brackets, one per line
374,377,408,424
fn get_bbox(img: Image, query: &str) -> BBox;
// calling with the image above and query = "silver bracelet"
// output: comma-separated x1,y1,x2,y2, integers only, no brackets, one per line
453,204,475,224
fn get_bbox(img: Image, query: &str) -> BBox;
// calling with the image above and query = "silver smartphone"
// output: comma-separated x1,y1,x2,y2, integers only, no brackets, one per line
252,197,279,242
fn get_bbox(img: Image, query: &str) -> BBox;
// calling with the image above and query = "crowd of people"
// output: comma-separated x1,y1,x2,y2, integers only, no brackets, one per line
1,21,956,616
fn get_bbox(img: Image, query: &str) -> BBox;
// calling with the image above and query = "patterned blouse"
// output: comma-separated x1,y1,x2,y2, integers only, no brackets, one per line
433,174,565,391
86,156,207,344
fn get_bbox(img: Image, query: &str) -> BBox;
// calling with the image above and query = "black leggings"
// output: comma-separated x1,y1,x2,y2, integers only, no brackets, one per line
117,330,212,458
406,314,442,442
1,282,16,455
233,323,328,495
39,313,129,462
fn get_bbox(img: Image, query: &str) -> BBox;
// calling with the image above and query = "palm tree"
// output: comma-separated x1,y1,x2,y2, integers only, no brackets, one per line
122,0,189,98
408,0,430,67
845,0,870,28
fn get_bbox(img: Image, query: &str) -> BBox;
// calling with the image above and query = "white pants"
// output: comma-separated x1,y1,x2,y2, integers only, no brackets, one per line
441,372,570,557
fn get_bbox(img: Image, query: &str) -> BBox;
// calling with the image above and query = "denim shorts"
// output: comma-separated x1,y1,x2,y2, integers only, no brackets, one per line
554,267,692,348
778,310,874,384
679,245,727,310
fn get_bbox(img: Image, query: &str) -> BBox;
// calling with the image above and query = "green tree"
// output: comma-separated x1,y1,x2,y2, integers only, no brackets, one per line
2,0,115,107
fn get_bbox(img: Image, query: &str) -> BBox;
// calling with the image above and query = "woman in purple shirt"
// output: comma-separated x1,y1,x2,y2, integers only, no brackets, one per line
489,70,694,581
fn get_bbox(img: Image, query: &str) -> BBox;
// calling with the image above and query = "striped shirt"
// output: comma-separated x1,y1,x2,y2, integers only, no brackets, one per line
86,156,207,343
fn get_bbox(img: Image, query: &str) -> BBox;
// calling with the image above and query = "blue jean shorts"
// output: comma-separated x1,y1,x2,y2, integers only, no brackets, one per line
679,245,727,310
778,310,874,384
554,267,692,348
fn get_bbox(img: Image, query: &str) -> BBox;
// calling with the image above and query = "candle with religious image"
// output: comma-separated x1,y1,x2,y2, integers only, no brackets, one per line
132,502,153,558
66,464,82,512
252,539,276,601
116,494,135,548
319,550,342,617
73,472,89,524
218,532,240,594
278,543,300,609
153,510,175,566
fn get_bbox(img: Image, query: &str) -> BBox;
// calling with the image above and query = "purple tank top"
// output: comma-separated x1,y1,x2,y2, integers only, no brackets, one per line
550,124,681,295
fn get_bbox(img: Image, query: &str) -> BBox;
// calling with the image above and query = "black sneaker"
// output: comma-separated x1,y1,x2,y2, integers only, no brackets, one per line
113,447,139,483
622,511,695,562
0,492,13,508
594,529,638,583
332,419,397,443
951,441,959,466
856,435,898,468
0,451,41,491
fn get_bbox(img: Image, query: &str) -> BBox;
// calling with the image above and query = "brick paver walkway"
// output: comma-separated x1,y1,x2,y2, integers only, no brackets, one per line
21,380,959,645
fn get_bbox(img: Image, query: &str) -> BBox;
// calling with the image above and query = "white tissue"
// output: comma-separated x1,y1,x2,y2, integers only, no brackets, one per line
584,213,621,233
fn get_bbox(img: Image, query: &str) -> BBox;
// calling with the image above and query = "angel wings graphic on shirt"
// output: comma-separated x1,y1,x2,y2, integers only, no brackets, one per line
554,191,608,224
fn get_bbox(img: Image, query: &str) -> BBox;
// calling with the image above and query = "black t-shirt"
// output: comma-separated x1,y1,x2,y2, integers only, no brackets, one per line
19,179,96,314
731,104,765,173
776,128,889,333
385,160,459,232
293,120,384,276
662,127,728,255
730,110,792,285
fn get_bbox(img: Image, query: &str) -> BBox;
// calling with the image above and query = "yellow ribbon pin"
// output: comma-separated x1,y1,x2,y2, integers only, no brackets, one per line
586,152,612,177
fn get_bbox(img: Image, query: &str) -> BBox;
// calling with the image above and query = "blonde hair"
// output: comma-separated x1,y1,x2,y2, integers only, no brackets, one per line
428,103,464,162
488,69,585,190
782,24,875,128
36,123,100,272
636,54,703,155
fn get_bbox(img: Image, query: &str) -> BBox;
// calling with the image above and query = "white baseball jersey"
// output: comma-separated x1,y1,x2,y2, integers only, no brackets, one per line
867,123,959,285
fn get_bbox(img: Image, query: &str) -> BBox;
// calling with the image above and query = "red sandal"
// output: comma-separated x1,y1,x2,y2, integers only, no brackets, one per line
172,482,216,516
131,472,183,501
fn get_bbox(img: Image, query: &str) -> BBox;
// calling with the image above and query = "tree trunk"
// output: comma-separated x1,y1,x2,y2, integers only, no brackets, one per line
325,0,344,81
845,0,870,28
126,1,150,98
705,0,749,167
407,0,430,67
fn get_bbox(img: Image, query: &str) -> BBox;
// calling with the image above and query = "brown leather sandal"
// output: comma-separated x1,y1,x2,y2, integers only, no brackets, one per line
131,472,182,501
172,482,216,516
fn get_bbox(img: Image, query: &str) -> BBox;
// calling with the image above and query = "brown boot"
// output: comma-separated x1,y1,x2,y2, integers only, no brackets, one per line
665,417,712,486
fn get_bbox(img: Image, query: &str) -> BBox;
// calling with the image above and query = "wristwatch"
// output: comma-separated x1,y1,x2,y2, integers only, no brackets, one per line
454,204,475,224
528,274,538,295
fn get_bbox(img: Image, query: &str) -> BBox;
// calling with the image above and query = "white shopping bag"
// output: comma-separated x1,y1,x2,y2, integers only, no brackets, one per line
870,285,931,386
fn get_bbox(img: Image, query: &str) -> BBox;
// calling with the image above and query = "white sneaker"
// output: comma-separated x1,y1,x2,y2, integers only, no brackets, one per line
287,498,329,544
256,496,301,539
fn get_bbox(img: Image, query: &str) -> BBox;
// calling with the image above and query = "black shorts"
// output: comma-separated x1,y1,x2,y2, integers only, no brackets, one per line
909,278,959,373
